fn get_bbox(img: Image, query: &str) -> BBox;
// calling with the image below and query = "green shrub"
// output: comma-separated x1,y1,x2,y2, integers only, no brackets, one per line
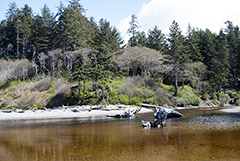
29,104,43,109
178,93,201,106
129,97,142,105
212,99,219,105
217,92,230,105
227,91,239,98
132,87,155,99
0,107,8,110
201,93,210,100
235,99,240,105
118,94,129,105
111,79,124,87
144,97,155,104
218,92,230,100
48,87,55,93
160,83,172,90
211,92,218,100
110,89,118,97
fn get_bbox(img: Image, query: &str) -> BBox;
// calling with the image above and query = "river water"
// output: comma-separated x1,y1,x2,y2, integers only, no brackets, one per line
0,107,240,161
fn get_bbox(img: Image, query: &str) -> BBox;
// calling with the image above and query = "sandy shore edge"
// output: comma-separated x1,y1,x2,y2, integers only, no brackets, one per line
0,107,154,121
1,105,240,121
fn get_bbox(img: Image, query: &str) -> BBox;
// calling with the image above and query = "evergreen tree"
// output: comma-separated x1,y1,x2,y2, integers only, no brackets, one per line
57,0,87,51
208,30,230,90
87,17,99,49
225,20,238,89
71,52,90,104
200,29,217,68
127,14,140,47
135,31,147,47
87,46,113,101
19,4,33,57
40,4,56,51
233,25,240,89
165,20,186,96
32,4,56,55
0,20,8,56
93,18,124,53
5,2,18,56
147,25,167,52
15,18,23,56
186,24,203,62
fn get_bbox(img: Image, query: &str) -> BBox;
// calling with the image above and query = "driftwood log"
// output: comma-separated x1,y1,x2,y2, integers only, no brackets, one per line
107,107,141,118
142,107,183,127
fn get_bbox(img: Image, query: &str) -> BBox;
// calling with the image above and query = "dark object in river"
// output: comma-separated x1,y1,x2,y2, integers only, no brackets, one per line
142,107,183,127
229,97,240,104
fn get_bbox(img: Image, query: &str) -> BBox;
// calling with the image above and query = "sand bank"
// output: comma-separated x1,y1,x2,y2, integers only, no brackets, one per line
0,107,153,121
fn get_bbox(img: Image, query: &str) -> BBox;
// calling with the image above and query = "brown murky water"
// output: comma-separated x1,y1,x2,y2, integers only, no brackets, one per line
0,107,240,161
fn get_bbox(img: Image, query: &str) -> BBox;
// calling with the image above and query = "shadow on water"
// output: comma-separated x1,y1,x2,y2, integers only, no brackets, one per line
0,107,240,161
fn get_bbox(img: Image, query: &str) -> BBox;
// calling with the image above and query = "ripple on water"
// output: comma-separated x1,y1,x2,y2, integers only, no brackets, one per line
183,114,240,131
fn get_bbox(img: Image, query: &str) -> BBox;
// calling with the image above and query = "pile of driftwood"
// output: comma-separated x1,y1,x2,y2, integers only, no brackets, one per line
106,107,141,118
60,104,131,112
141,104,183,127
0,104,129,114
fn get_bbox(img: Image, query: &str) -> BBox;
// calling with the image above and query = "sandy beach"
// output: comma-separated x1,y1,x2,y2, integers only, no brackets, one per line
0,107,153,121
220,106,240,114
1,105,240,121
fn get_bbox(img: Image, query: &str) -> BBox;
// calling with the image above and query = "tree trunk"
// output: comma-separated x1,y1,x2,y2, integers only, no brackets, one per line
173,57,178,96
17,31,19,56
78,80,81,104
6,44,9,57
173,68,178,96
23,33,25,56
81,79,86,105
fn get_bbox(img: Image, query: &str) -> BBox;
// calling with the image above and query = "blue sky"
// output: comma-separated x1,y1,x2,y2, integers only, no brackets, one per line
0,0,150,22
1,0,240,43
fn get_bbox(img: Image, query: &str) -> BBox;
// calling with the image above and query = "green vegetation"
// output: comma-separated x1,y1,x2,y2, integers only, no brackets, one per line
0,1,240,109
0,75,239,109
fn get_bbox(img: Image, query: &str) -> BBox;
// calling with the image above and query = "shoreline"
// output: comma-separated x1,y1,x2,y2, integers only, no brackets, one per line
0,107,153,121
1,105,240,121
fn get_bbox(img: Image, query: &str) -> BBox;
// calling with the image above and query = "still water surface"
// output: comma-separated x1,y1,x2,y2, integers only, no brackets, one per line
0,107,240,161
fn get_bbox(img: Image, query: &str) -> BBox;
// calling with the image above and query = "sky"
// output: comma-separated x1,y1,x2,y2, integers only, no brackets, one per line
1,0,240,44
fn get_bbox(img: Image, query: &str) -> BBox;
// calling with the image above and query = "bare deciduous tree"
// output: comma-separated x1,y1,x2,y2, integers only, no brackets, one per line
114,46,165,78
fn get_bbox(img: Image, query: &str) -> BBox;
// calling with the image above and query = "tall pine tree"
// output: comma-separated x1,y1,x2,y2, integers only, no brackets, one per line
127,14,140,47
186,24,203,62
147,25,167,52
165,20,187,96
225,20,238,89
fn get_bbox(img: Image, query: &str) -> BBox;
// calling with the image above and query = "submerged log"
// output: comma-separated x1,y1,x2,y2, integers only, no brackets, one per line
142,107,182,127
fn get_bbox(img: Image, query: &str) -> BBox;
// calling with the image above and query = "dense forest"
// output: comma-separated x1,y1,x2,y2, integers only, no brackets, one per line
0,0,240,109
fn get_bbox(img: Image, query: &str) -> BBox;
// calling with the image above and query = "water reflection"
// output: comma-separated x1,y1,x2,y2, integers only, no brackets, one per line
0,108,240,161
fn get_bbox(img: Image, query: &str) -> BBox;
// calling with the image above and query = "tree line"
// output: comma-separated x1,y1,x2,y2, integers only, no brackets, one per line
0,1,240,102
0,0,124,58
127,14,240,95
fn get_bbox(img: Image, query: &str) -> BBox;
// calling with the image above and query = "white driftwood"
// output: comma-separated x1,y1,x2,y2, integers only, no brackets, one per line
107,107,141,118
142,107,182,127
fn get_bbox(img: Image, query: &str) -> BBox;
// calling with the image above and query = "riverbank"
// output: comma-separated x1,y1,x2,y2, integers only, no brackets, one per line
1,103,240,121
0,106,153,121
220,106,240,114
